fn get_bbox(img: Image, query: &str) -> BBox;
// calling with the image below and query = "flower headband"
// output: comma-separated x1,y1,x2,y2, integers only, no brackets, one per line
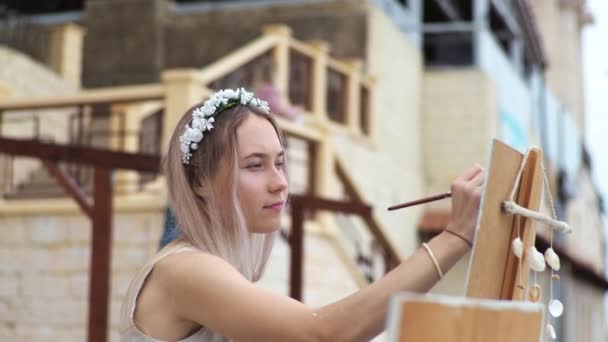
179,88,270,164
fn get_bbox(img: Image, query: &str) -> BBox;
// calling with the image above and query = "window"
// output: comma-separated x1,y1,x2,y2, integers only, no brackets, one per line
424,31,474,66
395,0,410,9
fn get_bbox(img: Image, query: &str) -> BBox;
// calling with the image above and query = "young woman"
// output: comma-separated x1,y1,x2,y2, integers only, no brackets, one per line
121,88,485,342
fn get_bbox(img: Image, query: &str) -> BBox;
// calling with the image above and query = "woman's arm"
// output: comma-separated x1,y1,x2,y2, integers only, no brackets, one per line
316,230,470,341
161,165,483,342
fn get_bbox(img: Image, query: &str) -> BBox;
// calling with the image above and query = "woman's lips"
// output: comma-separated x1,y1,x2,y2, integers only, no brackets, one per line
264,201,284,211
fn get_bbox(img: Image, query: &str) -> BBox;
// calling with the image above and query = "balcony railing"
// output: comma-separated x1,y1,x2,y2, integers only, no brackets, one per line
0,84,165,198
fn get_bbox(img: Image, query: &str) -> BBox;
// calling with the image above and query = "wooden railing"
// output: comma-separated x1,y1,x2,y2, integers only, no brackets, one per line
0,84,165,197
335,159,401,270
276,131,400,299
190,25,374,136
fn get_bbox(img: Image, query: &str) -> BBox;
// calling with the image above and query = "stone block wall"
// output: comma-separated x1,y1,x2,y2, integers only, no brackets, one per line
0,205,373,341
82,0,370,88
422,69,498,194
164,0,368,70
82,0,169,87
359,5,424,254
0,210,163,341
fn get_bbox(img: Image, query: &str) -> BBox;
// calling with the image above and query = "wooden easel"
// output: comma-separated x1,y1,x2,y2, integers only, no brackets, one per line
387,293,544,342
466,140,543,301
388,140,546,341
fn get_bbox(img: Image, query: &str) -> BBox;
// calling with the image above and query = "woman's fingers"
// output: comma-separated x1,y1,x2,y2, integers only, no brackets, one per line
456,163,484,182
468,170,485,187
446,164,486,243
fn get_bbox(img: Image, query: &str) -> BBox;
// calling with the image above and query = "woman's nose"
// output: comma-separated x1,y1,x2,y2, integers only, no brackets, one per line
269,168,288,193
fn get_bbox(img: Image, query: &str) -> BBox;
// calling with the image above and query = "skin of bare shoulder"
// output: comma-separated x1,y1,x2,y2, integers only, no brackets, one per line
133,252,203,341
155,251,329,342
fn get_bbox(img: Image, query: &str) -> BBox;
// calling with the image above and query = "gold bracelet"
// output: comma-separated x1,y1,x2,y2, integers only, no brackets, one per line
422,242,444,279
444,229,473,247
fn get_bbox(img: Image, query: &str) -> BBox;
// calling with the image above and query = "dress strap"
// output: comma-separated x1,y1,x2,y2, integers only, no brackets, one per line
121,242,199,329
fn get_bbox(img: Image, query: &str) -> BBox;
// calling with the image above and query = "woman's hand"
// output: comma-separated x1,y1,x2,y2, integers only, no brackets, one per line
447,164,485,244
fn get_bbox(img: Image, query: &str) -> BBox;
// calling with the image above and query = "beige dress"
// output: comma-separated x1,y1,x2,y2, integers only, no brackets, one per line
121,243,228,342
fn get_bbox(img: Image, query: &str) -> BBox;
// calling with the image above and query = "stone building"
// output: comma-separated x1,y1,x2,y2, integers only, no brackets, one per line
0,1,605,341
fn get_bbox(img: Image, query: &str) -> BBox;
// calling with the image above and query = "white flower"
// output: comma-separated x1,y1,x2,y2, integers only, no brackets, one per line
240,89,254,104
259,100,270,113
202,104,216,116
180,142,190,154
192,118,203,130
201,117,215,131
187,127,203,142
207,97,220,108
223,89,238,99
192,107,204,118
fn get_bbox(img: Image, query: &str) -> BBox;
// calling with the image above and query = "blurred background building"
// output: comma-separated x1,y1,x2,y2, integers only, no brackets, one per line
0,0,605,341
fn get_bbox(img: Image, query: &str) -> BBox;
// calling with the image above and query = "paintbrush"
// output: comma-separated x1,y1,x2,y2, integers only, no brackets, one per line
387,192,451,211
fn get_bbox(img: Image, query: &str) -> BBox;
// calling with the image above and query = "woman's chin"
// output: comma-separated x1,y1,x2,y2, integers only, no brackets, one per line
249,220,282,234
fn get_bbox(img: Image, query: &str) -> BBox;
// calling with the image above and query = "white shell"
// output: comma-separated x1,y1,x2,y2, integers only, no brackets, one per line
526,246,546,272
545,248,561,271
549,299,564,318
512,237,523,258
546,323,556,339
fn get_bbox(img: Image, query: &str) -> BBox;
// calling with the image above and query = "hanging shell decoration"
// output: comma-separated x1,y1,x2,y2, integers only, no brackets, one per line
544,247,561,271
528,284,541,302
526,246,546,272
503,148,571,341
546,324,557,340
512,237,523,258
549,299,564,318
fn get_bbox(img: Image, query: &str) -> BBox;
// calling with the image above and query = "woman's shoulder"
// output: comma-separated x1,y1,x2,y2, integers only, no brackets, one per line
153,243,241,287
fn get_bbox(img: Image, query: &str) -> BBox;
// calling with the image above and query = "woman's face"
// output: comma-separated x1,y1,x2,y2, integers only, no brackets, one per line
236,114,288,233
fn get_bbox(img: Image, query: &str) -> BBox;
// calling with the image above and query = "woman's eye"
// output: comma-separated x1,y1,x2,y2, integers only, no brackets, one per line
275,160,285,168
247,163,262,169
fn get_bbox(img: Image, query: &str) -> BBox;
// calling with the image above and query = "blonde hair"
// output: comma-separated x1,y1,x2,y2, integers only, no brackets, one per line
165,103,283,280
121,103,285,339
